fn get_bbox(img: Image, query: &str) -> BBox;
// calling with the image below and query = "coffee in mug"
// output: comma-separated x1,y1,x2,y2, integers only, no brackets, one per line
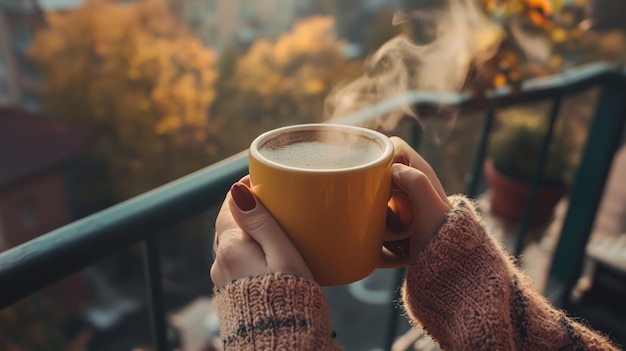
257,129,384,170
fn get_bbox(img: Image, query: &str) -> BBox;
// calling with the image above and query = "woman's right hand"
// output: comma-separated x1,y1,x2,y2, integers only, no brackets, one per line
379,137,453,268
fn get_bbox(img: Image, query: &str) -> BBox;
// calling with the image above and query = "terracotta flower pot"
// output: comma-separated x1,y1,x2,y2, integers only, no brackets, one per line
484,158,568,224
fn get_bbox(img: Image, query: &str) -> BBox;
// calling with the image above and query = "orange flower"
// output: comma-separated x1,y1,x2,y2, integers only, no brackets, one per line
526,0,553,26
493,73,508,88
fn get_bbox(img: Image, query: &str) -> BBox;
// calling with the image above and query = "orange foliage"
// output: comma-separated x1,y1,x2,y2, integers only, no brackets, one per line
234,16,351,104
211,16,361,157
471,0,625,92
30,0,218,199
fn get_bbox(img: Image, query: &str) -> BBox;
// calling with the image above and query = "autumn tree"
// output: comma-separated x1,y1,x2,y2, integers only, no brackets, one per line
213,16,362,156
30,0,218,201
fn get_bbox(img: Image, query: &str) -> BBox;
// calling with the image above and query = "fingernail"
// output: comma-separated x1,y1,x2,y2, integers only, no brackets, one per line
392,163,403,178
231,183,256,211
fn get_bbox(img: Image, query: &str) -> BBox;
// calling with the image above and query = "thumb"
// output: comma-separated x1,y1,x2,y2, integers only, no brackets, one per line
228,183,312,278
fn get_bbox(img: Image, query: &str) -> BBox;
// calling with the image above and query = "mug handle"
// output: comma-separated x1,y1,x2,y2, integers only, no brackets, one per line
382,187,414,241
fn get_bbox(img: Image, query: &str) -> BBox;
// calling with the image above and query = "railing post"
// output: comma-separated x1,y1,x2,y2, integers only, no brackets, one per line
465,110,495,198
0,152,249,311
546,81,626,303
383,267,406,351
514,96,562,257
142,237,170,351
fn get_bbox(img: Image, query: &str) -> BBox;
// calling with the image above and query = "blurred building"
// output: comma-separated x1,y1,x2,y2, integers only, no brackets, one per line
0,107,92,249
0,107,92,314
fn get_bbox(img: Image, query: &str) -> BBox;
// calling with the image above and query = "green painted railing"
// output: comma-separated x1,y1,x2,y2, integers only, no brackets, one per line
0,62,625,351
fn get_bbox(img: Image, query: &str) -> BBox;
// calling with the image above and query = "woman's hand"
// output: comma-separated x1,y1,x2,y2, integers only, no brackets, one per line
380,137,453,268
210,176,313,290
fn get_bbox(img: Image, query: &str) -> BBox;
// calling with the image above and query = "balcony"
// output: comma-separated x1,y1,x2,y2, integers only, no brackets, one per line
1,62,625,350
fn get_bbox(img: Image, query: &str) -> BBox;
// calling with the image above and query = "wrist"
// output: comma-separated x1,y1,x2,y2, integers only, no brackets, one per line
213,273,333,348
411,197,452,259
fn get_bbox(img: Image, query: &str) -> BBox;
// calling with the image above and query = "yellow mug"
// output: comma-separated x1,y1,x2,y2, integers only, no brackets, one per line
249,123,402,286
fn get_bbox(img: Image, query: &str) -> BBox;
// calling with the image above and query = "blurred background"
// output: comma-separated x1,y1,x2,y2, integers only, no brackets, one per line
1,0,625,350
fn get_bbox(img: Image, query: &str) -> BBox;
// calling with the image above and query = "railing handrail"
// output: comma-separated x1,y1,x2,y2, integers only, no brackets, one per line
1,62,625,310
0,152,249,309
339,62,625,125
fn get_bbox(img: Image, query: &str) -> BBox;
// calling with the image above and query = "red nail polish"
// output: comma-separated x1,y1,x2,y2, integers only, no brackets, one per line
231,183,256,211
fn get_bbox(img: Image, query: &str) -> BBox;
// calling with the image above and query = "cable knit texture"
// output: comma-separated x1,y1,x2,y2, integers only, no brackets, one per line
213,273,342,350
214,195,621,350
404,195,620,351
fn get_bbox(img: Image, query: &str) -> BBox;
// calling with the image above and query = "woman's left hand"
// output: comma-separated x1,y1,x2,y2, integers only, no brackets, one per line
210,176,313,290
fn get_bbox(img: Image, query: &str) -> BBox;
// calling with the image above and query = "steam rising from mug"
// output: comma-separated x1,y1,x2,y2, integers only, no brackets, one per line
324,0,504,144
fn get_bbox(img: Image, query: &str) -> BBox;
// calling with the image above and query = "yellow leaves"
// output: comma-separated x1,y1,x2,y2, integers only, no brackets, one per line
506,113,546,132
562,12,575,27
550,55,563,70
511,1,525,15
552,0,565,11
304,79,325,95
134,0,180,37
233,16,346,100
474,0,618,92
483,0,498,13
30,0,220,198
550,27,567,43
155,115,182,134
471,24,506,62
274,16,339,64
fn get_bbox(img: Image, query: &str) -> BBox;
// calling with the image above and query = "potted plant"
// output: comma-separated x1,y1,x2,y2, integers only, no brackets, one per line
484,113,574,224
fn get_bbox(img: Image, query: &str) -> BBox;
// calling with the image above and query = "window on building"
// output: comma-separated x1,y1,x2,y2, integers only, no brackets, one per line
21,196,36,227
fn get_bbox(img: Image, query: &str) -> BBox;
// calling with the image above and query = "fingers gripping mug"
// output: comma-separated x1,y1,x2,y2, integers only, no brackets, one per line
249,123,404,286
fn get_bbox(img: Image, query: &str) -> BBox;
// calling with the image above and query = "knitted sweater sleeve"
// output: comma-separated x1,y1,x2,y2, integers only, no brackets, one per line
403,194,621,351
213,273,343,350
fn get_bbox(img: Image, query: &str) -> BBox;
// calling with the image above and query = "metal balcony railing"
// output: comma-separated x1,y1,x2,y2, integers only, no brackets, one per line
1,62,625,351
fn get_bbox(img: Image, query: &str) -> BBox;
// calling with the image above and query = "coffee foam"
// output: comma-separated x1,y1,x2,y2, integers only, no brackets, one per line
259,130,383,170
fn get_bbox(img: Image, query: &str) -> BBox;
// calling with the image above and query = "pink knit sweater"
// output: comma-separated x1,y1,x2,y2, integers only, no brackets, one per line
213,195,621,350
